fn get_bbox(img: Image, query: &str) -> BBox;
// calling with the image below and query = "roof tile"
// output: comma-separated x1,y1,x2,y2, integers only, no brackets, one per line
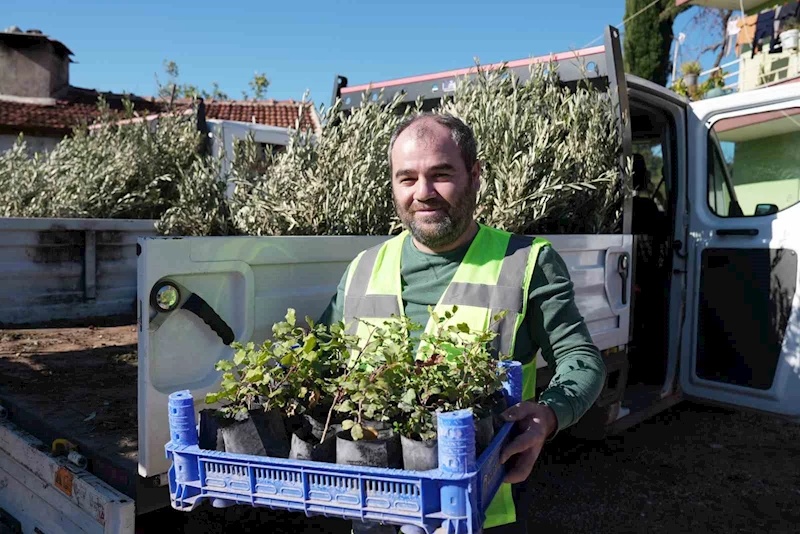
0,88,319,135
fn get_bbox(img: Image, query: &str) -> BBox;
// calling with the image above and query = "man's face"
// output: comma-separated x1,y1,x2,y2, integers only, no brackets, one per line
390,120,480,250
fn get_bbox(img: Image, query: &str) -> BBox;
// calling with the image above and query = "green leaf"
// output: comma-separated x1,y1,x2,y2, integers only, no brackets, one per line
303,336,317,353
205,392,220,404
233,349,246,366
341,419,355,430
305,316,315,329
286,308,296,327
215,360,234,372
221,378,237,391
402,389,416,404
457,323,471,333
280,354,294,367
351,423,364,441
244,369,263,382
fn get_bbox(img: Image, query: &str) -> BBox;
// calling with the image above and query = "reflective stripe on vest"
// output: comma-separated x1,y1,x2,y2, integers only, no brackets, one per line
342,224,550,529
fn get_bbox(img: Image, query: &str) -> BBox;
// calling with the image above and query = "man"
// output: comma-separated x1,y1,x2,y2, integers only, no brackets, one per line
320,113,606,533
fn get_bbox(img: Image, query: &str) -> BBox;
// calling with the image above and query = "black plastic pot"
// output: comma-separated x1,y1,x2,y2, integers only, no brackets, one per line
491,393,509,432
338,427,401,534
305,412,344,441
289,423,336,462
220,409,290,458
336,429,402,469
400,435,438,471
198,409,227,451
475,415,495,457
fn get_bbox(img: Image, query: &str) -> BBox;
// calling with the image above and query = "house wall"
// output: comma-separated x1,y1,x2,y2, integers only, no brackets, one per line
739,49,800,92
0,133,61,154
732,131,800,214
0,40,69,98
206,119,292,197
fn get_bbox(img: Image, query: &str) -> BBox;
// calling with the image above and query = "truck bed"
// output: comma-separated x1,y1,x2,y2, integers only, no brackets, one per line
0,321,138,496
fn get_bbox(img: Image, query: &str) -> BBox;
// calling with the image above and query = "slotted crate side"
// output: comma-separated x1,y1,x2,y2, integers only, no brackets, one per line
167,443,484,531
476,425,511,514
166,419,510,533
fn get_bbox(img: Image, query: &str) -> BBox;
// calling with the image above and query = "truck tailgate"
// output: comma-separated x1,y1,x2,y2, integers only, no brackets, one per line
0,417,134,534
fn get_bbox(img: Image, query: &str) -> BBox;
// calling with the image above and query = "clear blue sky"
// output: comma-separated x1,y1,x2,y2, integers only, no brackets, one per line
5,0,725,107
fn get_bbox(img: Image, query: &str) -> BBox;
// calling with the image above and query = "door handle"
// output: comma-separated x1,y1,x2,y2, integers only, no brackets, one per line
717,228,758,236
617,254,630,305
149,280,235,345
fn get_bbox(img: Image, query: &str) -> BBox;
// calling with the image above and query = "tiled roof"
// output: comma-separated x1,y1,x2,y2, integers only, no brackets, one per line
0,89,320,135
0,88,165,135
204,100,320,132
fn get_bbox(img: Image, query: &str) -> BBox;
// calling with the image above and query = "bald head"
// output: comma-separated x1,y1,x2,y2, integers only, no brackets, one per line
389,114,481,253
388,113,478,176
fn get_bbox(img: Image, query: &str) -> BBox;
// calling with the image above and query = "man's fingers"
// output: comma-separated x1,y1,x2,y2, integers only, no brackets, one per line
503,446,537,484
501,401,538,422
500,428,544,464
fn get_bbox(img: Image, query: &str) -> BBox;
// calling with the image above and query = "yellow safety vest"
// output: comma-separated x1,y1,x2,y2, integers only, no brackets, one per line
342,223,550,529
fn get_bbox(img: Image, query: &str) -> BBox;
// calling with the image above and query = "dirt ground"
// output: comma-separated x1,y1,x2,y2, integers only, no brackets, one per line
0,319,139,466
1,323,798,533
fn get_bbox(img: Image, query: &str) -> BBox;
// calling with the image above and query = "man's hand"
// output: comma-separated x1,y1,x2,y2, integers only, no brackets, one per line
499,401,558,484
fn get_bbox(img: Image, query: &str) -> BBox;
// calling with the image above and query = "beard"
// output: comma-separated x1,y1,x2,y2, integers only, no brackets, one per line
394,184,478,250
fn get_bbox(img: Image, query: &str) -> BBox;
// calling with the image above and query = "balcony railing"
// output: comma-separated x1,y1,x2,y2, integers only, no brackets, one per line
696,46,800,96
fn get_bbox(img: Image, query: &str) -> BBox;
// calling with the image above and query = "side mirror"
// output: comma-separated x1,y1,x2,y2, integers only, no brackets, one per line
754,203,779,216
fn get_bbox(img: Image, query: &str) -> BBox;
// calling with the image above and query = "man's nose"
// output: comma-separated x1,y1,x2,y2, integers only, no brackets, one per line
413,176,437,202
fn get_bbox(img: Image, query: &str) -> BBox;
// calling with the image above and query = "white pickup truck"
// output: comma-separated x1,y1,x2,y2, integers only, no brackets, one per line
1,26,798,533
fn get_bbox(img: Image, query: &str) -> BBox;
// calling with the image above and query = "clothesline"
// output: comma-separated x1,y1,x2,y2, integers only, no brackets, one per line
731,2,800,59
582,0,662,48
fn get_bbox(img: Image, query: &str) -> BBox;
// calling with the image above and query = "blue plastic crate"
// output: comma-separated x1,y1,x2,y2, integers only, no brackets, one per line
165,361,523,534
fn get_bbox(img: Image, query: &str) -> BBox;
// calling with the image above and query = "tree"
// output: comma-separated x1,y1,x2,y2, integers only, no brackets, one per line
687,8,734,69
156,60,270,102
623,0,686,86
248,72,270,100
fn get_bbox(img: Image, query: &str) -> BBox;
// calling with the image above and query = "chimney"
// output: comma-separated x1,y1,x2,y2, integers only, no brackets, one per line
0,27,73,100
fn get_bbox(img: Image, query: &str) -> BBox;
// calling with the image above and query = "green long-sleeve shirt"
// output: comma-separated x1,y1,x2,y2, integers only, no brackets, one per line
319,234,606,434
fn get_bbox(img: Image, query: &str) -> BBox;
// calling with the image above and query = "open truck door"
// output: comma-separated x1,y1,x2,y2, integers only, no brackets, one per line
683,84,800,420
137,27,634,480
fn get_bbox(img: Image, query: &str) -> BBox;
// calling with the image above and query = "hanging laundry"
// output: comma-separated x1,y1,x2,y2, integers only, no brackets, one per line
736,14,758,56
777,1,800,30
771,5,784,53
751,10,775,58
724,16,741,57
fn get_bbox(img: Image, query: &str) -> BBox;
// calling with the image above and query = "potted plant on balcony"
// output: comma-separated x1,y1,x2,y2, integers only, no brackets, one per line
681,61,702,88
780,18,800,51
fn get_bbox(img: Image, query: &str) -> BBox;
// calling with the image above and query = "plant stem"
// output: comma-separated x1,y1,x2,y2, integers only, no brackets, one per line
320,390,340,443
319,324,377,442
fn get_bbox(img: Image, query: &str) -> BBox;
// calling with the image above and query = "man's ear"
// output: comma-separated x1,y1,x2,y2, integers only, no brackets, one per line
471,161,481,190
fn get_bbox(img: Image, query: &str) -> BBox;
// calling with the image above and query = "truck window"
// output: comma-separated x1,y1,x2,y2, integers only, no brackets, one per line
708,108,800,217
632,141,668,214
